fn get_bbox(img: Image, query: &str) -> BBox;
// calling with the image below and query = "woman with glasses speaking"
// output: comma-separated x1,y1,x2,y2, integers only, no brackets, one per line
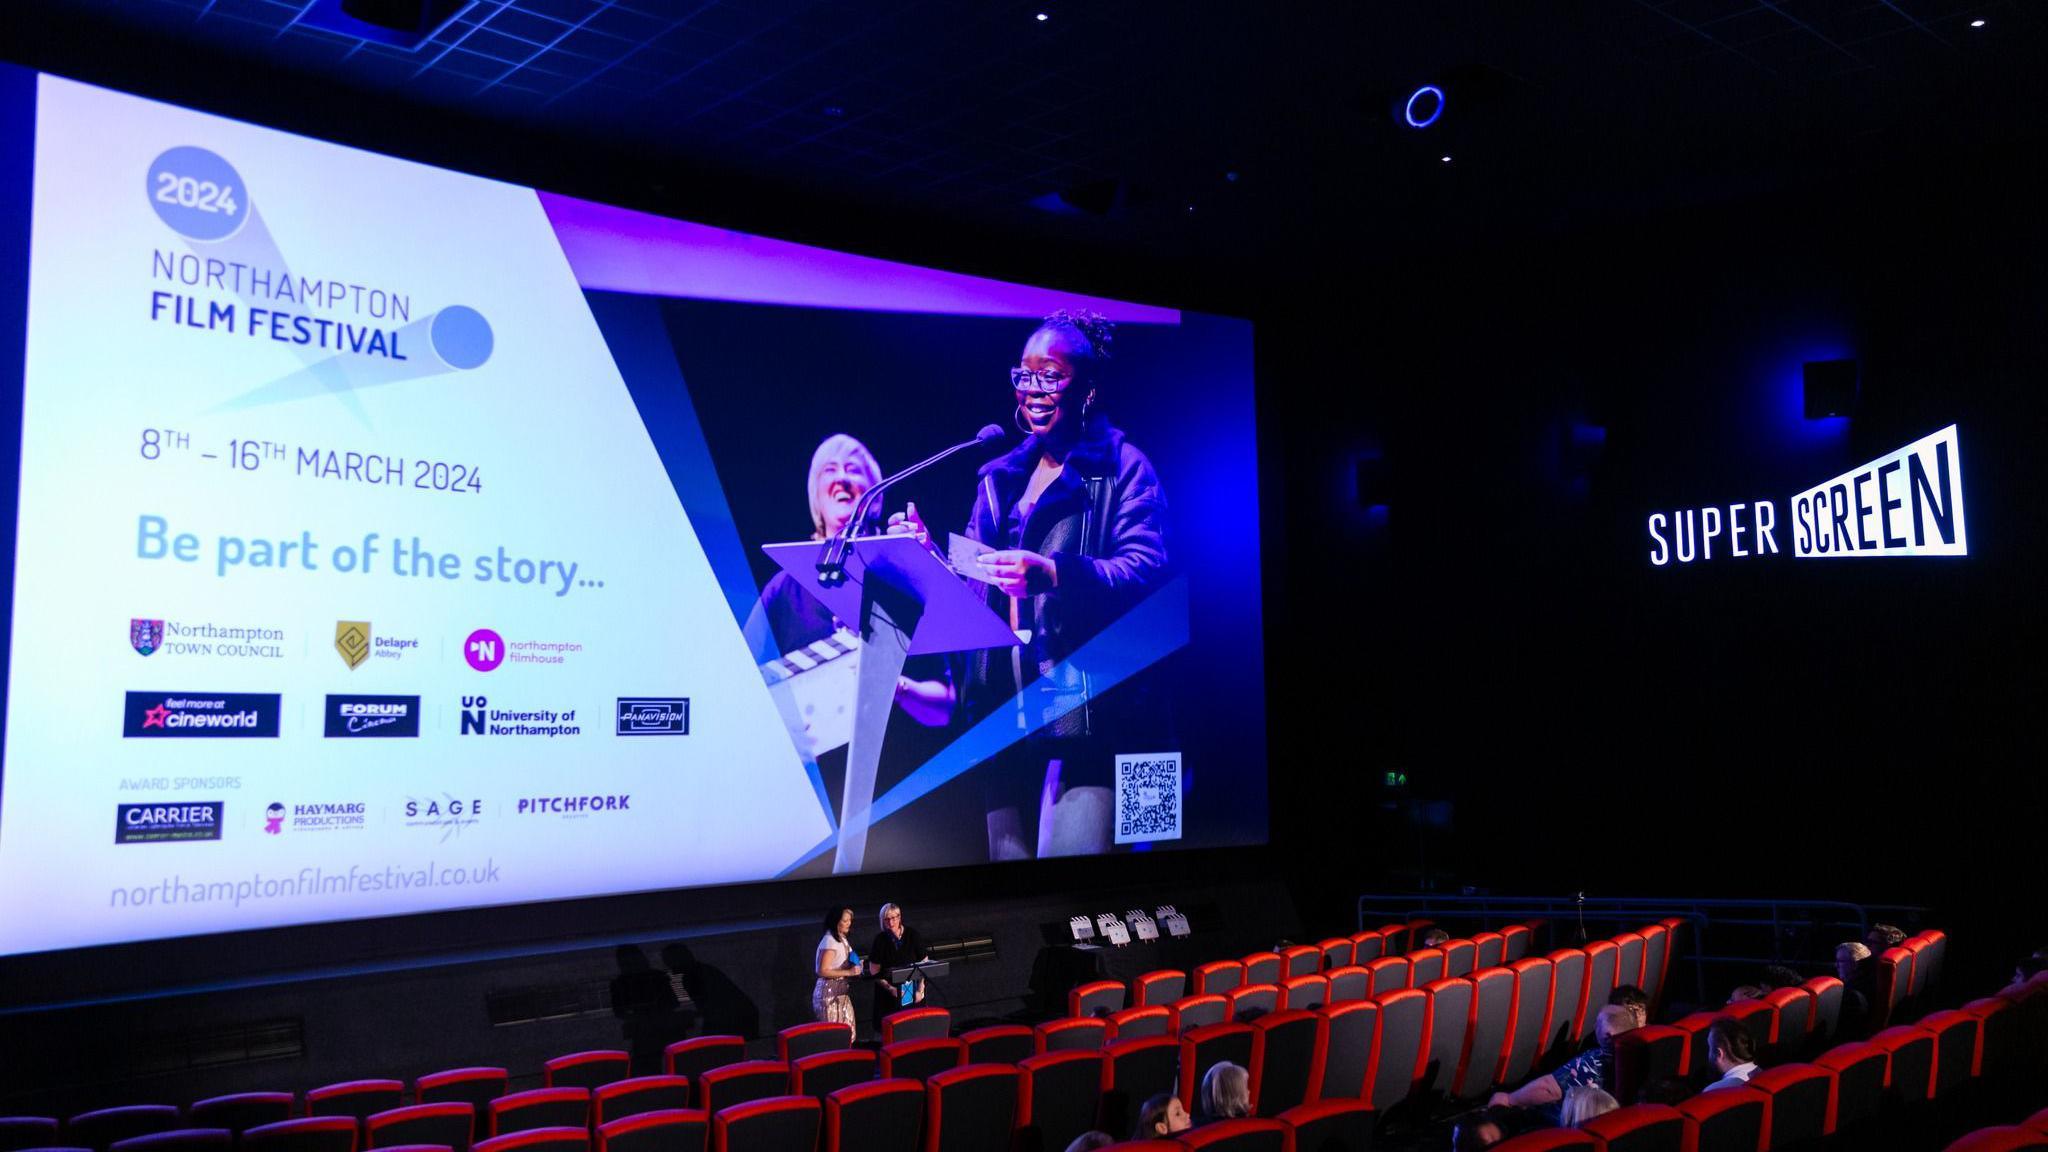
893,310,1170,861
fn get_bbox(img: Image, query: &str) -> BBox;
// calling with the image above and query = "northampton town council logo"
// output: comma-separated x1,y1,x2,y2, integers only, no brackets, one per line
335,621,370,670
131,618,165,656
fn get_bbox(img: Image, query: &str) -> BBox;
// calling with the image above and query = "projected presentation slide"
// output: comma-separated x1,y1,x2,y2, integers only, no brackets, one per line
0,71,1267,956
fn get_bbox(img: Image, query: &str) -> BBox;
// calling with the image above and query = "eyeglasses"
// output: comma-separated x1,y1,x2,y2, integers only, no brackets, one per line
1009,367,1073,394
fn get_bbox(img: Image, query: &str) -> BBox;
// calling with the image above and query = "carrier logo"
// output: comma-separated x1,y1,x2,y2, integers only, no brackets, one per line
617,698,690,736
130,618,165,656
516,794,631,818
115,802,224,843
335,621,371,669
1649,425,1966,566
124,692,282,737
325,694,421,738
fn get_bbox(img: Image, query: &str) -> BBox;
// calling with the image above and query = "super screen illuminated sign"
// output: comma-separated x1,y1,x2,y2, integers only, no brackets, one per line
1649,425,1965,566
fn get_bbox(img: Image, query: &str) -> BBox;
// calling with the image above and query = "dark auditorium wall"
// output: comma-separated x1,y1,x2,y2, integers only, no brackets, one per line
1258,142,2048,974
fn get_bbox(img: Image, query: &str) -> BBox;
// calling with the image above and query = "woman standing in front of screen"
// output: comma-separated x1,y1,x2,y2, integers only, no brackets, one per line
893,310,1170,860
814,907,861,1025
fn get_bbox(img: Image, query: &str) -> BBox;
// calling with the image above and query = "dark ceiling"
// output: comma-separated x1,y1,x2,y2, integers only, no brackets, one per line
5,0,2046,312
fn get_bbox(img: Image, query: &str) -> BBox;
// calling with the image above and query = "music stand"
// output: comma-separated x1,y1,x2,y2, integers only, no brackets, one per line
763,534,1020,873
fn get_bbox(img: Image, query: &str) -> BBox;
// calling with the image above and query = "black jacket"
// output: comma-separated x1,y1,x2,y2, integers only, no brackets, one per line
963,417,1168,736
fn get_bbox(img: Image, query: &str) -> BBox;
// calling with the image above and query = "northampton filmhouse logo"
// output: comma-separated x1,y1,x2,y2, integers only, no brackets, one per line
1648,425,1966,566
123,692,282,737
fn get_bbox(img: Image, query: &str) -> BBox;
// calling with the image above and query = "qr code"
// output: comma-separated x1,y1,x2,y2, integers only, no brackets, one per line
1115,752,1182,844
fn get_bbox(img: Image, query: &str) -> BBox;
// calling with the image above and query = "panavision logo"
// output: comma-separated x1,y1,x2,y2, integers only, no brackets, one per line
1649,425,1965,566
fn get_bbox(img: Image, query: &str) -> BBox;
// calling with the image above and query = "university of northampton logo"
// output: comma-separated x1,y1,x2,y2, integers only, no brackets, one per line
130,618,165,656
335,621,370,670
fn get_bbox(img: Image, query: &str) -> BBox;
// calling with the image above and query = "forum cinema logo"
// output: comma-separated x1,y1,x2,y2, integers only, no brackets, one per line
1648,425,1965,566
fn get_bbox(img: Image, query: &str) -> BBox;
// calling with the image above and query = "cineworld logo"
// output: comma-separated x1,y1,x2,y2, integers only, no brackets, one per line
1648,425,1965,566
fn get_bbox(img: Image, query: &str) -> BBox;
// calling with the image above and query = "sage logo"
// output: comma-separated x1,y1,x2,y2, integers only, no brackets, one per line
116,802,224,844
325,694,421,738
1649,425,1966,566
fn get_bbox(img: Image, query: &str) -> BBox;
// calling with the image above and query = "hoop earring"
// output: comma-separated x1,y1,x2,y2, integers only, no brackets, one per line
1081,390,1096,421
1014,404,1034,435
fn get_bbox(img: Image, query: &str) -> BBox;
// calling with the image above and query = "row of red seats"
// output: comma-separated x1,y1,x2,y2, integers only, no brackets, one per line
1489,964,2048,1152
1945,1106,2048,1150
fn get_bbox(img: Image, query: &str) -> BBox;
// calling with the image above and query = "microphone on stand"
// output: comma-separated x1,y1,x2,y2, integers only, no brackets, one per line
818,424,1005,587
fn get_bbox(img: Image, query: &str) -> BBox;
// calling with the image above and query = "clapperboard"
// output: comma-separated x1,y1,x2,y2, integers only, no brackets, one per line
760,628,862,759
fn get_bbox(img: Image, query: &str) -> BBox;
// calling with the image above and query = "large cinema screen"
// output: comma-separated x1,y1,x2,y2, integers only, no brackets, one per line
0,70,1267,956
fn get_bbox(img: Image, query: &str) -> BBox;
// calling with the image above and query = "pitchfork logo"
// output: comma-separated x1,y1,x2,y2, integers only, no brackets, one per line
130,618,165,656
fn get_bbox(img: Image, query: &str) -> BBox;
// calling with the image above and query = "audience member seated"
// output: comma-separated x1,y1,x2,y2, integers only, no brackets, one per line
1559,1086,1618,1128
1132,1095,1192,1141
1487,1004,1638,1125
1835,942,1874,1039
1726,985,1766,1004
1609,986,1650,1029
1421,928,1452,949
1450,1110,1508,1151
1197,1064,1251,1125
1701,1018,1759,1092
1064,1133,1114,1152
2012,956,2048,988
1866,924,1906,952
1760,965,1803,990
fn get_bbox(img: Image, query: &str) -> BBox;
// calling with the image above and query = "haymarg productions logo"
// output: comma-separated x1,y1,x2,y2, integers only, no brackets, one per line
263,802,284,834
335,621,370,669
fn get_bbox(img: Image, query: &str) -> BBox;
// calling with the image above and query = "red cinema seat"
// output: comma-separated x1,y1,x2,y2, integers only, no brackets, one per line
189,1096,294,1136
1813,1041,1888,1137
1440,940,1477,980
1072,981,1128,1020
1385,925,1419,956
1546,951,1588,1059
1347,932,1385,965
1230,985,1281,1023
1273,1100,1371,1152
1281,947,1322,980
1134,971,1186,1008
242,1119,360,1152
1581,1104,1684,1152
1100,1037,1179,1140
474,1132,587,1152
366,1105,475,1152
959,1025,1034,1065
109,1133,231,1152
1244,954,1285,988
1677,1086,1766,1152
777,1023,853,1064
1721,1001,1779,1054
1280,975,1330,1013
419,1071,510,1112
665,1038,747,1091
1362,959,1409,1000
1105,1007,1172,1042
1921,1010,1981,1101
595,1079,694,1127
1748,1064,1832,1149
1418,977,1474,1099
1801,977,1844,1046
1,1119,60,1152
1246,1010,1324,1117
1963,997,2019,1083
1316,939,1355,972
881,1039,966,1082
548,1053,634,1091
1324,967,1370,1007
597,1111,706,1152
1404,949,1445,990
1578,941,1620,1044
1499,925,1534,965
1178,1022,1256,1106
1169,996,1230,1036
1874,948,1914,1032
712,1099,817,1152
488,1092,589,1140
921,1066,1018,1152
1196,962,1247,998
2029,1108,2048,1135
1173,1119,1286,1152
1612,933,1648,991
883,1009,952,1045
1761,988,1813,1060
309,1086,406,1126
1366,989,1427,1116
1611,1025,1685,1106
1944,1129,2048,1152
1670,1013,1719,1081
1872,1025,1936,1106
1490,1131,1596,1151
824,1081,923,1152
1314,1001,1377,1102
1036,1018,1109,1053
1473,932,1506,973
1913,930,1948,996
1904,937,1935,1001
67,1111,184,1152
1016,1051,1103,1152
1498,957,1556,1089
791,1052,876,1103
699,1065,790,1116
1456,967,1515,1102
1638,925,1670,1010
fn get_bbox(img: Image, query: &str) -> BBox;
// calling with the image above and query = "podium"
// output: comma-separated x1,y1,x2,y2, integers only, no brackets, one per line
763,534,1020,873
